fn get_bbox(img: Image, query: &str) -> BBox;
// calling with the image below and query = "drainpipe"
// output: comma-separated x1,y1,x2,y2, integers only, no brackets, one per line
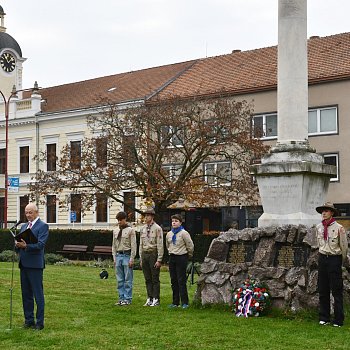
31,83,41,205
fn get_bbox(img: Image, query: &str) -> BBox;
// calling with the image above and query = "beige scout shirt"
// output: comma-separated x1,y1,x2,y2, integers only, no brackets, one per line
316,221,348,261
139,222,164,263
166,229,194,257
112,225,137,262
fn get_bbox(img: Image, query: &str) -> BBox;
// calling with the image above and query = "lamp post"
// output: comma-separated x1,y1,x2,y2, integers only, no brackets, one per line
0,85,17,228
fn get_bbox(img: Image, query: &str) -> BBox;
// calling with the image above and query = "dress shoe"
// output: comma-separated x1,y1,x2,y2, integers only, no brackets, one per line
35,324,44,331
23,322,35,329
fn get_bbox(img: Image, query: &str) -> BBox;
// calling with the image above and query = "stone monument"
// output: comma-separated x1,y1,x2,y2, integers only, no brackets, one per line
196,225,350,309
196,0,347,311
250,0,336,227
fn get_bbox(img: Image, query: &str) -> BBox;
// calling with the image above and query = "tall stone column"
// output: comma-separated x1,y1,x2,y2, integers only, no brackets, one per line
251,0,336,227
278,0,308,146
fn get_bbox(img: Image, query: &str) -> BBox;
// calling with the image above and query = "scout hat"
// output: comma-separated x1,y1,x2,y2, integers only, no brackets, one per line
99,269,109,279
143,208,155,215
315,202,340,216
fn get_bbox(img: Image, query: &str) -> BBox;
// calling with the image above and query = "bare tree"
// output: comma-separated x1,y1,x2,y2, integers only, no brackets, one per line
29,95,268,216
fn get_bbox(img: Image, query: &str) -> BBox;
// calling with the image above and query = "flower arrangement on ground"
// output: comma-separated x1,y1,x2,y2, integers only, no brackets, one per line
232,277,271,317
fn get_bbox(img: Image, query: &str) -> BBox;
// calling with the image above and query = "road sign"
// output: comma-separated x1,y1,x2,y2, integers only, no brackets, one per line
8,177,19,192
70,211,77,223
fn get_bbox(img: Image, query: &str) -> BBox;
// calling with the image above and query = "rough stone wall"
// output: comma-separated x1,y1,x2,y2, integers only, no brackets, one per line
196,225,350,311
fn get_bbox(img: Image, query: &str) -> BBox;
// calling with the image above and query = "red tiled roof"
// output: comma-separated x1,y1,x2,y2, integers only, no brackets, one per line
155,32,350,100
37,60,196,113
30,32,350,112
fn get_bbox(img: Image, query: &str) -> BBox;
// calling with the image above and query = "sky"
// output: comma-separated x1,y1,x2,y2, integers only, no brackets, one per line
2,0,350,89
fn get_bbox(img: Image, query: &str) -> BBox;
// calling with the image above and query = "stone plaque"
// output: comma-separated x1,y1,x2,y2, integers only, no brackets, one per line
227,242,257,264
274,243,310,268
207,240,229,261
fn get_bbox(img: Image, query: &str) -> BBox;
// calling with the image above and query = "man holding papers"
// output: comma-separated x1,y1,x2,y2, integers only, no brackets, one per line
15,203,49,330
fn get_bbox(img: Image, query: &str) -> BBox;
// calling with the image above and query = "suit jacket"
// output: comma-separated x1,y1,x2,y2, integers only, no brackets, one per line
17,218,49,269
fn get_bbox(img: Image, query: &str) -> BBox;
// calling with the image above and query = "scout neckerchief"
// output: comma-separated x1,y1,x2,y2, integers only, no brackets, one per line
322,217,335,240
146,222,154,238
171,225,184,244
117,223,128,243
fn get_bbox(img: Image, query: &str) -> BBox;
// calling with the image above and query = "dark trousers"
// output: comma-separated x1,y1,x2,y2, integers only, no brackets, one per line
142,251,160,300
318,254,344,325
20,268,45,326
169,254,189,306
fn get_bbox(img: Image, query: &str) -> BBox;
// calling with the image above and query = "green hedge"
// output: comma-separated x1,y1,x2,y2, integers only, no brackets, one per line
0,229,218,263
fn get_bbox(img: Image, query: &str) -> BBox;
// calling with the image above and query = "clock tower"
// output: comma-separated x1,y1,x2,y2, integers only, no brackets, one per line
0,5,26,98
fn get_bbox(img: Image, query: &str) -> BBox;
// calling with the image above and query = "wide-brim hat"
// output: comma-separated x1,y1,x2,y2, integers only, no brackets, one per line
316,202,340,216
143,208,155,215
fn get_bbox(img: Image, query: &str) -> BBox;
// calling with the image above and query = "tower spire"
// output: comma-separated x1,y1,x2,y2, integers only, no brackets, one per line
0,6,6,33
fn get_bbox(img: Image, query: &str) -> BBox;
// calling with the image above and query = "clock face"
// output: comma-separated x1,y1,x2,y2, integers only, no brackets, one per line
0,52,16,73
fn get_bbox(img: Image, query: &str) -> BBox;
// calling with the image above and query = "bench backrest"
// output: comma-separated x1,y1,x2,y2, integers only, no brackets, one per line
92,245,112,253
62,245,88,252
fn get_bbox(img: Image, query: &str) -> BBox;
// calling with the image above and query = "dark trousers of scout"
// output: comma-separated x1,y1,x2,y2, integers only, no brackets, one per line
169,254,189,306
141,251,160,300
318,254,344,325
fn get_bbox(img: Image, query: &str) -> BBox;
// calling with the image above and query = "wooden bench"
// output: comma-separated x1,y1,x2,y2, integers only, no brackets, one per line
88,245,112,260
57,244,88,259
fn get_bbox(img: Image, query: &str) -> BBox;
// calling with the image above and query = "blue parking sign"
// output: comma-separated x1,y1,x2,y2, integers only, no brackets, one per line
70,211,77,223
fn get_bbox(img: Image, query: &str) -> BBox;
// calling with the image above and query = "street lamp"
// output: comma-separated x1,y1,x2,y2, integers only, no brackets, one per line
0,83,39,228
0,85,17,228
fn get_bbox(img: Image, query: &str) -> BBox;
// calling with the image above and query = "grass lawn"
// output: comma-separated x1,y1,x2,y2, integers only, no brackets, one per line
1,262,350,350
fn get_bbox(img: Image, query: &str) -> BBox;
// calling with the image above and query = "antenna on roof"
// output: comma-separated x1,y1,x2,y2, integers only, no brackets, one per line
205,41,208,58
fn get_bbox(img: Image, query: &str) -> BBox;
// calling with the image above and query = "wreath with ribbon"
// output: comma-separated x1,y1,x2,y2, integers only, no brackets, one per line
232,278,271,317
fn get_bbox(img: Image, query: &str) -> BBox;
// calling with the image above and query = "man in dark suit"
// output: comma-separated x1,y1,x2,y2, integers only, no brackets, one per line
15,203,49,330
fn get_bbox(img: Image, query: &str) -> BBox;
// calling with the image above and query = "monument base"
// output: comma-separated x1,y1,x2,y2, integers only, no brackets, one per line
258,212,320,227
251,149,337,228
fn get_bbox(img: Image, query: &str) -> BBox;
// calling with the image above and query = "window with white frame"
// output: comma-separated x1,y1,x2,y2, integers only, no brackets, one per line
0,148,5,174
46,194,57,223
252,113,277,139
96,137,108,168
308,106,337,135
204,120,230,144
124,191,135,222
71,193,82,223
162,164,182,181
0,197,4,222
70,141,81,169
66,132,84,170
323,153,339,182
43,135,59,172
96,193,108,223
204,161,231,186
19,195,29,222
20,146,30,173
46,143,56,171
16,138,32,174
161,126,184,147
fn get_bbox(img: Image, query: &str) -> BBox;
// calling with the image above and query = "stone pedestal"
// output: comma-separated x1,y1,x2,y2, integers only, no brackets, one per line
251,146,336,227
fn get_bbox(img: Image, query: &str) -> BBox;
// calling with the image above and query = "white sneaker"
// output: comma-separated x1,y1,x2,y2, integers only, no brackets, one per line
150,298,160,306
319,321,329,325
144,298,153,306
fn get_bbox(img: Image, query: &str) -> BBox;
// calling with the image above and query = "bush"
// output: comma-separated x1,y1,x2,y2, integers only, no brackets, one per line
45,253,64,265
86,259,114,269
0,250,17,262
0,229,219,263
